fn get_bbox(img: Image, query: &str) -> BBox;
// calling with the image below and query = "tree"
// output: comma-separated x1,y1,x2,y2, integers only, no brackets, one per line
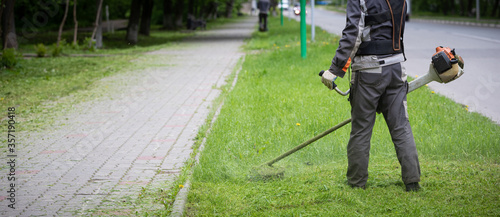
0,0,3,40
57,0,70,47
174,0,184,28
126,0,142,44
206,0,218,20
90,0,103,48
162,0,174,29
225,0,235,18
139,0,154,36
188,0,195,16
1,0,18,49
73,0,78,46
492,0,500,17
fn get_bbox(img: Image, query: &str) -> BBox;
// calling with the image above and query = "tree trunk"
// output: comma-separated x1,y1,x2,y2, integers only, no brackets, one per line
162,0,174,29
1,0,17,49
126,0,143,44
0,0,4,42
57,0,70,47
139,0,154,36
206,1,218,20
174,0,184,28
480,0,487,16
467,0,474,16
441,0,449,16
271,0,278,16
188,0,195,15
225,0,234,18
492,0,499,17
459,0,466,16
73,0,78,46
90,0,103,48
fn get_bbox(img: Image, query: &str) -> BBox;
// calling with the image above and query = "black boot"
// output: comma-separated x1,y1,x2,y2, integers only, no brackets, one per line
405,182,420,192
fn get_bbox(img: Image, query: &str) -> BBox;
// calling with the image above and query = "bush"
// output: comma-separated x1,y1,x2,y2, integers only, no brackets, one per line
51,43,62,57
71,42,80,50
1,48,20,69
34,43,47,57
84,37,97,52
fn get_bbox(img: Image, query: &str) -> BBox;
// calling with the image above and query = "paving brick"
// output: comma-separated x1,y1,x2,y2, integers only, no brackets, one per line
0,17,255,216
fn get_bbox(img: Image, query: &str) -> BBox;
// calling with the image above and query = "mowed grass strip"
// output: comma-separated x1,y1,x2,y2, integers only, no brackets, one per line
186,17,500,216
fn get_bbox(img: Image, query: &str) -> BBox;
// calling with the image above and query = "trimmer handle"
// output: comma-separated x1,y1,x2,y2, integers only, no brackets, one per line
319,70,337,89
319,70,350,96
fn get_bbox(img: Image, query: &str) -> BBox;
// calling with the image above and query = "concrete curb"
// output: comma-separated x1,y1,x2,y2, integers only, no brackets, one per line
170,56,245,217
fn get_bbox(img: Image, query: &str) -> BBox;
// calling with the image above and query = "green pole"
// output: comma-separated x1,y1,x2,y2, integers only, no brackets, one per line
280,0,284,26
300,0,306,58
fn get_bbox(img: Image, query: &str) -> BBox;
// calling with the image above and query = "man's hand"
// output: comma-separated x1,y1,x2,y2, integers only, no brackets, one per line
321,70,338,90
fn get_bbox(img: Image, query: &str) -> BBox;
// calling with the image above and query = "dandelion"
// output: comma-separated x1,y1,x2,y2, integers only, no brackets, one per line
0,97,4,101
415,75,419,78
296,123,301,126
179,185,184,188
431,91,435,94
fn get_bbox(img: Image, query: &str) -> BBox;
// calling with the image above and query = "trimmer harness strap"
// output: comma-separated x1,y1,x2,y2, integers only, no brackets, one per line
356,0,407,55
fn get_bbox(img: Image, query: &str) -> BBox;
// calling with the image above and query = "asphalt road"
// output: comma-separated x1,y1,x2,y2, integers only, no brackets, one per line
288,8,500,124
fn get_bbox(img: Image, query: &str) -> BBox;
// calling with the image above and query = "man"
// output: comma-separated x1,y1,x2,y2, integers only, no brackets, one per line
321,0,421,192
257,0,270,31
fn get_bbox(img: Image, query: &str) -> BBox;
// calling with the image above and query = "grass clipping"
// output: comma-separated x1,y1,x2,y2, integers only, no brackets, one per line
249,166,286,181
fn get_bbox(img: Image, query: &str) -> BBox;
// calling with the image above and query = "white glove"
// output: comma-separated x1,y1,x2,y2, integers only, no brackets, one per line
321,70,337,90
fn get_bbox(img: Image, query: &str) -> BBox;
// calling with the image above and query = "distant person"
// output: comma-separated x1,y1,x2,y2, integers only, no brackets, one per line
321,0,421,191
257,0,270,32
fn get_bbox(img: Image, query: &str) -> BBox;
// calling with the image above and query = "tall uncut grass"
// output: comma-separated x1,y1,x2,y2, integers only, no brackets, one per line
186,17,500,216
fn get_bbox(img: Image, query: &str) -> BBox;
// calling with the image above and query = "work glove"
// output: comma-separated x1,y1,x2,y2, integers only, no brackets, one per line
320,70,338,90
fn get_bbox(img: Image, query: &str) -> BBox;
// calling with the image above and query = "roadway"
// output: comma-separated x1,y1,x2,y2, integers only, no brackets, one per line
287,7,500,124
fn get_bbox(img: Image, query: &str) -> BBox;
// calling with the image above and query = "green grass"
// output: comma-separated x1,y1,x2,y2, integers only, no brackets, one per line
185,17,500,216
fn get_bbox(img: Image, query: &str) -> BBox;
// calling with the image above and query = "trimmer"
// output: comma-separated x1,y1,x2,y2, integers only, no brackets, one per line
261,46,465,168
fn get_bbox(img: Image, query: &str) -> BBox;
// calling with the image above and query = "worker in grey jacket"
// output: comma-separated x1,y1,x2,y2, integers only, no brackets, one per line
257,0,270,31
321,0,421,192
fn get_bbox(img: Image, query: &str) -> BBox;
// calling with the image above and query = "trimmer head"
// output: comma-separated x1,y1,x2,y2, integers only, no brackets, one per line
249,166,285,181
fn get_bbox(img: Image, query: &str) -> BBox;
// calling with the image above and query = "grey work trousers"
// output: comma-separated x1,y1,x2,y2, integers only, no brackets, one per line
347,62,421,187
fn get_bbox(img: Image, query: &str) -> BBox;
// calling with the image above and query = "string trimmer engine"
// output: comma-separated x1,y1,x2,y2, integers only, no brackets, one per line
431,46,465,83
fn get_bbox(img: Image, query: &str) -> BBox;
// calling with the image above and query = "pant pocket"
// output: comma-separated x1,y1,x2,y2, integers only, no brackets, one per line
359,71,382,86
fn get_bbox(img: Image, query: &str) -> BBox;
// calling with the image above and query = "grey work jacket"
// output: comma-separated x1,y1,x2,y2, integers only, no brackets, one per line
329,0,407,78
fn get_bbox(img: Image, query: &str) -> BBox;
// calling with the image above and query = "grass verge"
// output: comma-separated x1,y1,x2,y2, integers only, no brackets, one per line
132,56,245,216
186,16,500,216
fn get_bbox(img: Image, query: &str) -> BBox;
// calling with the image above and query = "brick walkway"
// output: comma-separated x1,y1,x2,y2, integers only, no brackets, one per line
1,17,256,216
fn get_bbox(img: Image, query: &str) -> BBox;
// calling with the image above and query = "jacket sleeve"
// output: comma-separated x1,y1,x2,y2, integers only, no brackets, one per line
329,0,364,78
